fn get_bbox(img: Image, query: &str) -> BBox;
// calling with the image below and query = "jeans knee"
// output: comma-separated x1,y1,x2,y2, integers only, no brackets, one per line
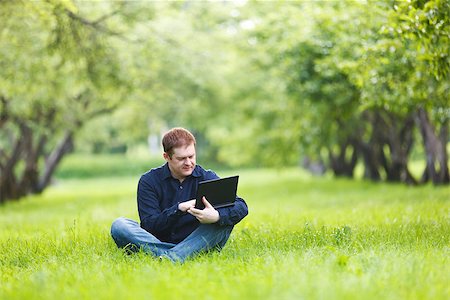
198,224,233,248
111,217,129,241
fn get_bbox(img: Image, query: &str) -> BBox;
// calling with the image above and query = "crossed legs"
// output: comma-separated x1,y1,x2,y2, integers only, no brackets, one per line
110,217,233,263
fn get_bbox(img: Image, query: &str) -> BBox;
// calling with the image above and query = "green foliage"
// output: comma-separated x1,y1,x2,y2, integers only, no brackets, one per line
54,153,162,179
391,0,450,80
1,166,449,299
205,1,448,183
1,0,449,203
0,0,131,124
0,0,154,201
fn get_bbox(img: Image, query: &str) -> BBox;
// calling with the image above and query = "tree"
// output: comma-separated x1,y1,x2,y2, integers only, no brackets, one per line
210,2,366,174
105,1,246,165
388,0,449,184
201,0,448,186
0,0,136,202
349,0,450,184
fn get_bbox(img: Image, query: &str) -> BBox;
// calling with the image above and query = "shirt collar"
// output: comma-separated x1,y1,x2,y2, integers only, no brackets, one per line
162,163,202,180
191,165,202,178
162,163,172,180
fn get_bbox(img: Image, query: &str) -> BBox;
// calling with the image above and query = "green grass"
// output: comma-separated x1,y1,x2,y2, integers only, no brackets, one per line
1,158,449,299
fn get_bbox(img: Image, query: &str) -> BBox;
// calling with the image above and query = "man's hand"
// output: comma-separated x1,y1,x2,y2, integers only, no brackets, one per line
178,199,196,212
187,197,220,224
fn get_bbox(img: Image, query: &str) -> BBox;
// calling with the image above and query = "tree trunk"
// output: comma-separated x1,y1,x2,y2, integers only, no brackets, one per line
0,128,26,203
416,107,449,184
358,141,382,181
36,131,74,193
356,111,384,181
0,90,116,203
328,140,357,177
1,126,74,203
17,124,38,195
382,113,417,185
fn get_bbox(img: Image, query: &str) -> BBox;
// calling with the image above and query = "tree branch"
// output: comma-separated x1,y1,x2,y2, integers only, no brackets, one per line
92,9,121,26
38,131,74,192
64,9,133,42
0,95,9,129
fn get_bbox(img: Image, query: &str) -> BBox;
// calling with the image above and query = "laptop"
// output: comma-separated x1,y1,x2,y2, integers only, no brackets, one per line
195,175,239,209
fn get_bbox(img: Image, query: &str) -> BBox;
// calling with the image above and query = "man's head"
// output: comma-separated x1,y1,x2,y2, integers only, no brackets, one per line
162,127,197,181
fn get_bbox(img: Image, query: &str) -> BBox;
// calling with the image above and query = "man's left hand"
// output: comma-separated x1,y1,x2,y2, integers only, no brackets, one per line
187,196,220,224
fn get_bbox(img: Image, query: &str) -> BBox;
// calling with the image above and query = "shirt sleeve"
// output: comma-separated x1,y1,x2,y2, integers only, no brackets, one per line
216,196,248,226
137,175,183,235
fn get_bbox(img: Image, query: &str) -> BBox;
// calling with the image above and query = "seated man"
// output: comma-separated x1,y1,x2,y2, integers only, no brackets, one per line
111,127,248,262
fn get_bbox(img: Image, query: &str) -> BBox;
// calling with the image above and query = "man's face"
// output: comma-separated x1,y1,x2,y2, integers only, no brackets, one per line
164,143,196,181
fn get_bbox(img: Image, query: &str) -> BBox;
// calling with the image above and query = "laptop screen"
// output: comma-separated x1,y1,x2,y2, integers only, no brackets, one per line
195,175,239,209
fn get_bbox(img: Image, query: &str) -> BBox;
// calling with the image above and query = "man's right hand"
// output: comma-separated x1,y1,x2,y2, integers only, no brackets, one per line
178,199,196,212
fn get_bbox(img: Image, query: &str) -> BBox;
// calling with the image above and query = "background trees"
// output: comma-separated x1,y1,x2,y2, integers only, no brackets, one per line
214,1,449,184
1,0,448,202
388,0,450,183
0,1,137,202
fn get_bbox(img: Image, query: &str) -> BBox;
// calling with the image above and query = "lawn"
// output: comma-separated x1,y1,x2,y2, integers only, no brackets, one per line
0,155,449,300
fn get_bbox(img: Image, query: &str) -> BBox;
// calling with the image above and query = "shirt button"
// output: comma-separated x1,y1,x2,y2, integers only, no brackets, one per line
179,186,183,189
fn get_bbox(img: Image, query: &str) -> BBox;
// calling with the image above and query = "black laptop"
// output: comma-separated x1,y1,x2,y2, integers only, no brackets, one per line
195,175,239,209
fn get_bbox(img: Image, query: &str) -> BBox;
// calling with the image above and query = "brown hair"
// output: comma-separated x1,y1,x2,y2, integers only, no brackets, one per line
162,127,196,156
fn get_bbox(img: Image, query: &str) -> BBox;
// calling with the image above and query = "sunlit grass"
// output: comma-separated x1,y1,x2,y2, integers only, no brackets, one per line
1,162,449,300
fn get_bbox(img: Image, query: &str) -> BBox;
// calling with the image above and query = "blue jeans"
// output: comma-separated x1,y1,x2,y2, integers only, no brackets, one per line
110,217,233,263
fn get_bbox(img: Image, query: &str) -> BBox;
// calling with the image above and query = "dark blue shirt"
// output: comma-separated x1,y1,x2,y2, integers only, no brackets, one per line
137,163,248,244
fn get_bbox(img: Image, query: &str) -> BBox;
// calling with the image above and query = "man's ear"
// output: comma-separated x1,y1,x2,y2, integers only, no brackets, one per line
163,152,170,161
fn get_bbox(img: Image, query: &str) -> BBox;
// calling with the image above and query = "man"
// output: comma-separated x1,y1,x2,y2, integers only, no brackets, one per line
111,127,248,263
